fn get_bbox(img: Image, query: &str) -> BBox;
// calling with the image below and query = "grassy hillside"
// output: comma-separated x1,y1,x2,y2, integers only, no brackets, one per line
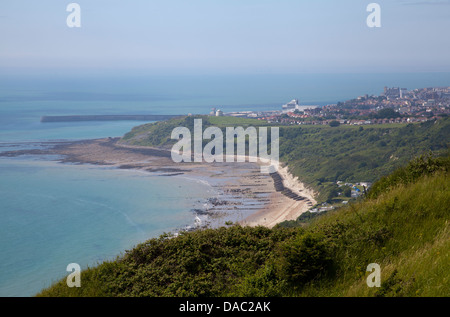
37,155,449,297
278,118,449,202
119,115,269,148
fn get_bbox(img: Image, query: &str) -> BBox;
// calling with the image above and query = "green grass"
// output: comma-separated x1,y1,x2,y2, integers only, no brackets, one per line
207,116,268,127
299,170,449,296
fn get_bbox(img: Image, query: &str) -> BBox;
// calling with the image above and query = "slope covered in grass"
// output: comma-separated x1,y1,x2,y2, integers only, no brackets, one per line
37,155,449,297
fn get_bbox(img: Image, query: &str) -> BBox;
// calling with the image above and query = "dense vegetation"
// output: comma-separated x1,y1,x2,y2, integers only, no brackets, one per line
38,155,449,297
282,119,448,203
121,116,449,203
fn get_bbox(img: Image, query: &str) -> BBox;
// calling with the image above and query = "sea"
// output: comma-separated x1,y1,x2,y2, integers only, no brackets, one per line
1,71,449,296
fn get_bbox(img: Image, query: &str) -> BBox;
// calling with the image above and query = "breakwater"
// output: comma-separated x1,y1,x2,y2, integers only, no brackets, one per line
270,172,313,206
40,115,182,122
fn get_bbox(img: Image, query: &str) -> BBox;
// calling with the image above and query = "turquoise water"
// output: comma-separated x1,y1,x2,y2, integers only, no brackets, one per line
0,72,449,296
0,158,213,296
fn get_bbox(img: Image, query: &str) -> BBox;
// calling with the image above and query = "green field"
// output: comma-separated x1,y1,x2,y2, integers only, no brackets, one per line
207,116,268,126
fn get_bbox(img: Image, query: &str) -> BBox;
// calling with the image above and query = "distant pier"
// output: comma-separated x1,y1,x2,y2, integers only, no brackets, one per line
40,114,182,123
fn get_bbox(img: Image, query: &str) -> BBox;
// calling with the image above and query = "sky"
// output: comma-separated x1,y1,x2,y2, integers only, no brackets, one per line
0,0,449,74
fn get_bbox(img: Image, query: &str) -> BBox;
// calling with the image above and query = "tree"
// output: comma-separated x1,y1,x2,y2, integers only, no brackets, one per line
329,120,340,127
342,186,352,197
375,108,400,119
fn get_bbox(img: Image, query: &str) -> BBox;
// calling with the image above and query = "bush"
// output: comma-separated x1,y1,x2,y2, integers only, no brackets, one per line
341,186,352,197
329,120,340,127
234,264,286,297
277,232,332,286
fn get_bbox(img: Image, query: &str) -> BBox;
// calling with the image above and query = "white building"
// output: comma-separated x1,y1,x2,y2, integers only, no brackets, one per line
297,105,319,112
282,99,319,112
282,99,299,110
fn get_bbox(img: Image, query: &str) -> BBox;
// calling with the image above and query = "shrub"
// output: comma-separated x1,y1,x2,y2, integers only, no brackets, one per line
234,264,286,297
329,120,340,127
277,232,332,286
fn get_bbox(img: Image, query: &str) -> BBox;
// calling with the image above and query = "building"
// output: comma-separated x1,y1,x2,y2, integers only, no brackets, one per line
282,99,299,111
399,88,408,99
297,105,320,112
384,87,401,99
215,109,224,116
282,99,320,112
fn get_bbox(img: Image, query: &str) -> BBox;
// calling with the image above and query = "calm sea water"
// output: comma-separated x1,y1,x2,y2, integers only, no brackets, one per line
0,72,449,296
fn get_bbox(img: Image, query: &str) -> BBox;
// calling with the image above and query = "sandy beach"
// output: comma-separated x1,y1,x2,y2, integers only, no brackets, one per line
242,164,317,228
0,138,316,228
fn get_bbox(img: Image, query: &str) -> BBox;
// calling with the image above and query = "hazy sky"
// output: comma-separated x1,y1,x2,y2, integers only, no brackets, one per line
1,0,449,74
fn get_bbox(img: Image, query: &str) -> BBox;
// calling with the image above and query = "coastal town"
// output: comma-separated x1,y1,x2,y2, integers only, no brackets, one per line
214,86,450,126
